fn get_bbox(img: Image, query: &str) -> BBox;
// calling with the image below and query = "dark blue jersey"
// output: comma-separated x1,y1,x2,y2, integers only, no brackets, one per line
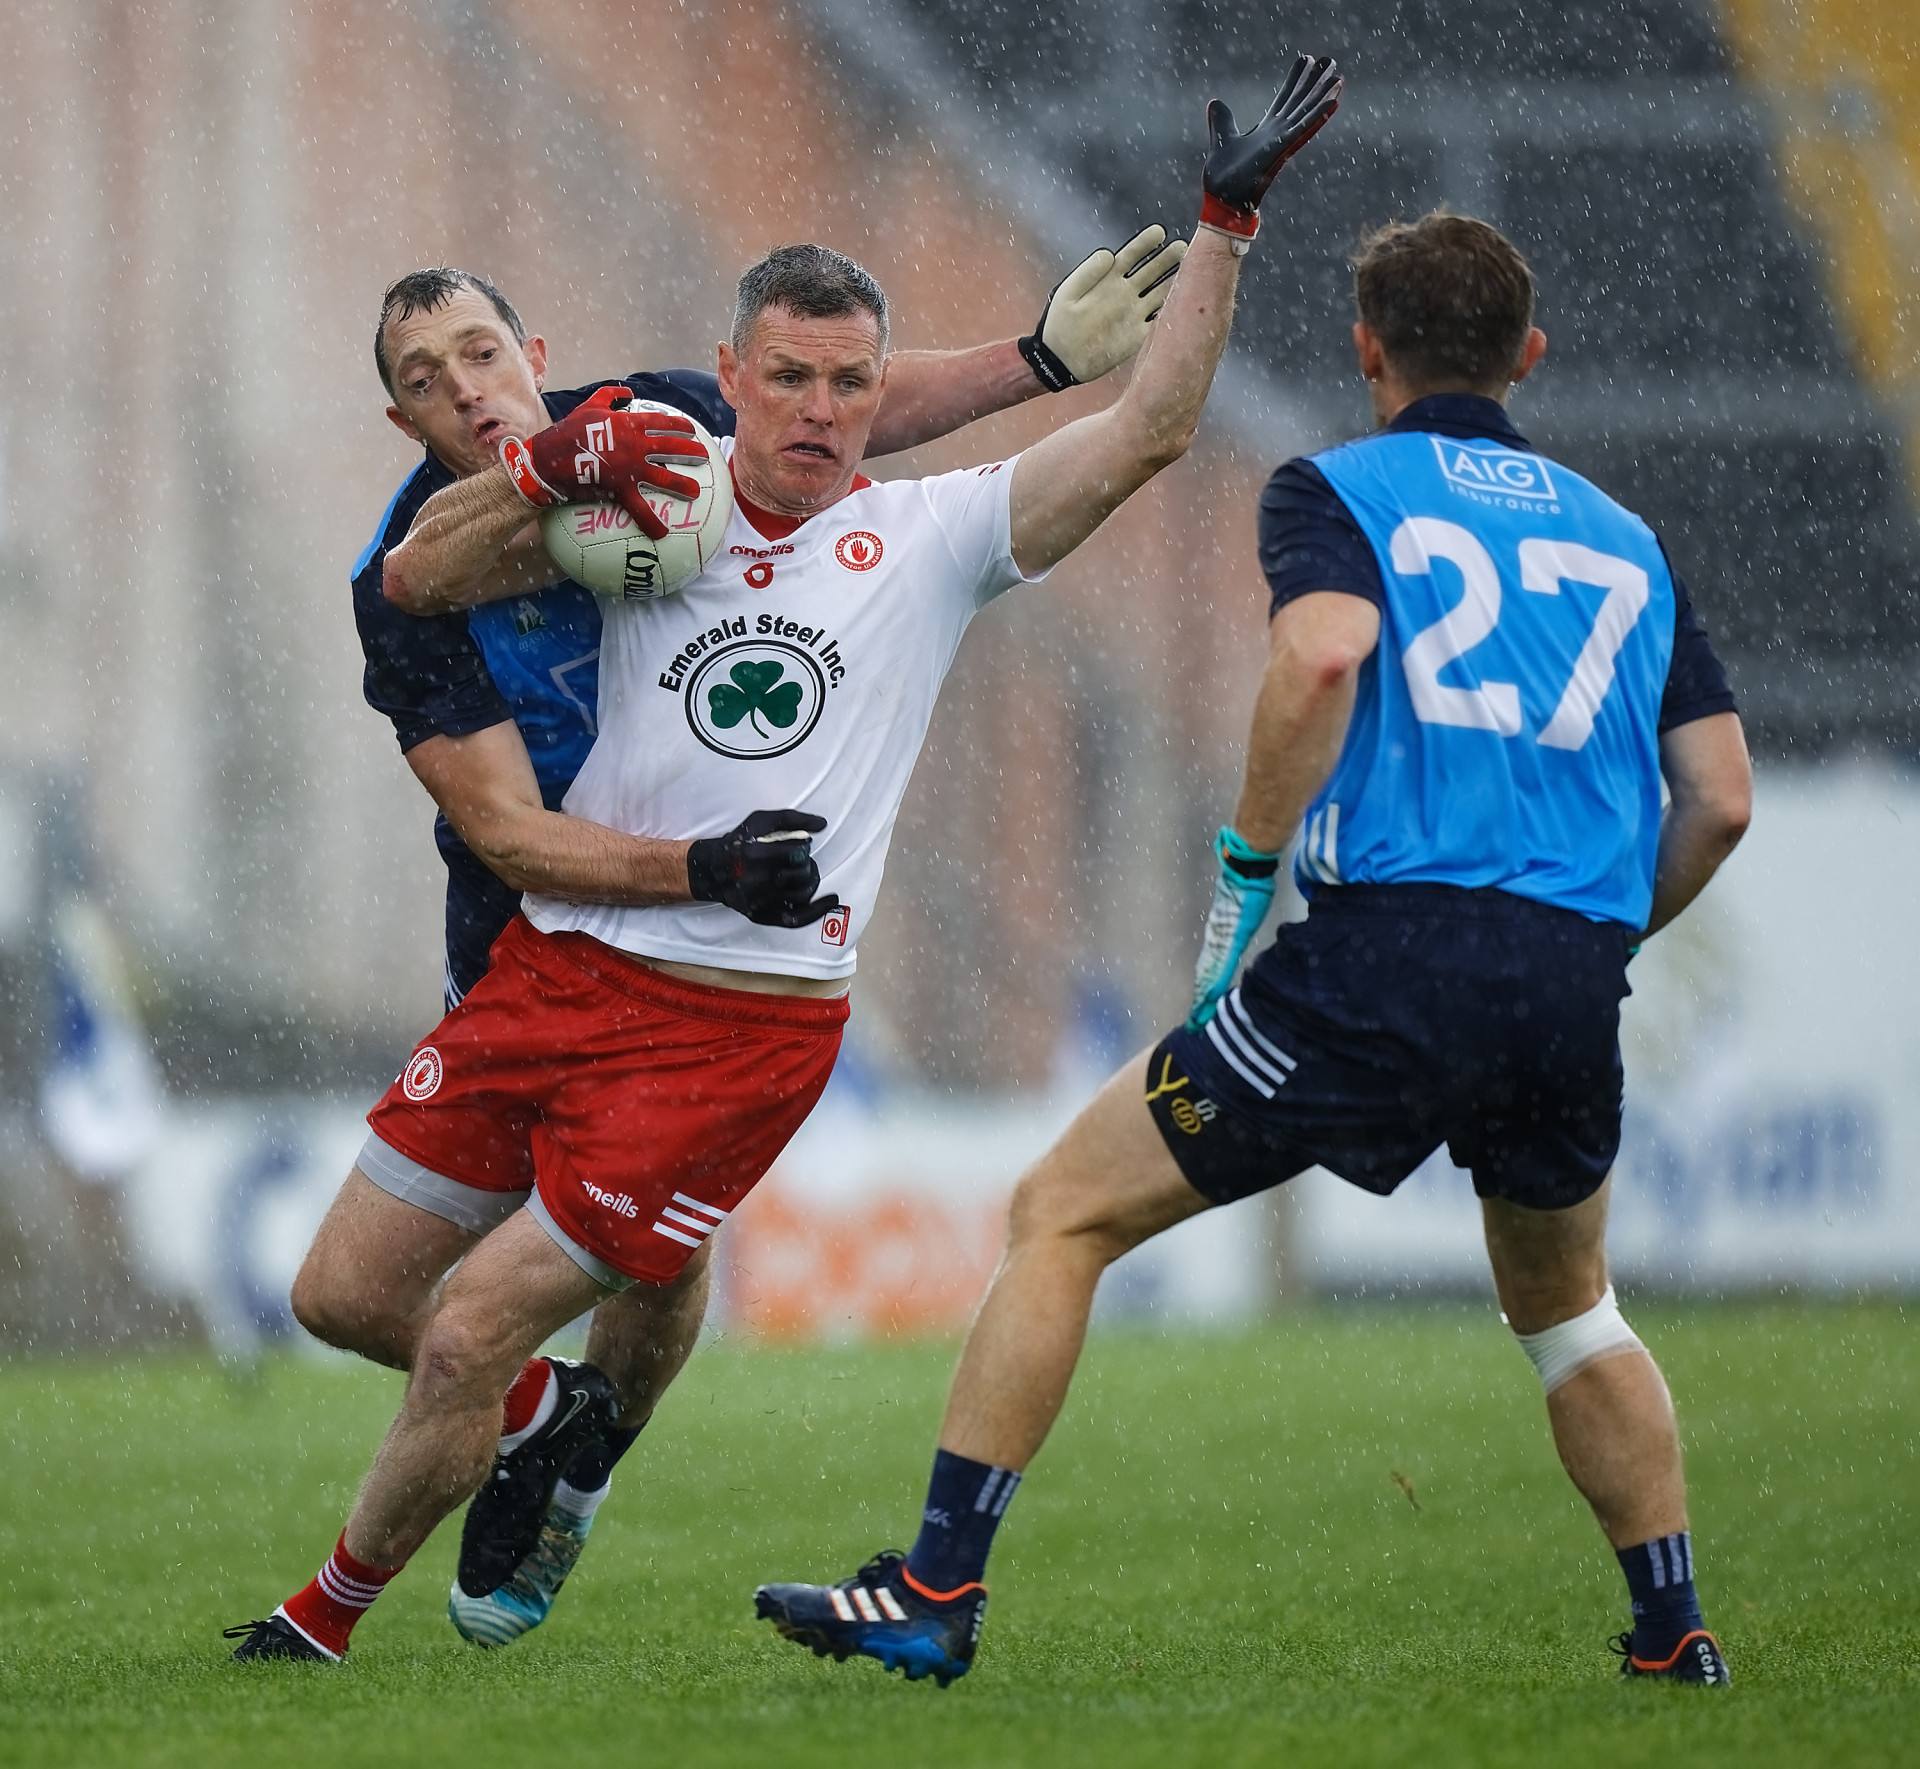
351,368,736,1000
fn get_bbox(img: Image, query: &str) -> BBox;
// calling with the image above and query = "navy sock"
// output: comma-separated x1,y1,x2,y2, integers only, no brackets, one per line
563,1423,643,1495
905,1449,1022,1594
1617,1531,1706,1660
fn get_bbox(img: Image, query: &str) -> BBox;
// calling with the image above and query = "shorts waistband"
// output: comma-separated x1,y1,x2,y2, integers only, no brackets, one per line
526,920,852,1032
1304,883,1626,927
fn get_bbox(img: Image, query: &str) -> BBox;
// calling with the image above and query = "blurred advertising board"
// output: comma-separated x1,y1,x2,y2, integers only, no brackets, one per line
111,761,1920,1348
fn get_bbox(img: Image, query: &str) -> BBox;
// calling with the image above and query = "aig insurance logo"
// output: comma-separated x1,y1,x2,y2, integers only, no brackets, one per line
685,639,826,759
1432,438,1560,511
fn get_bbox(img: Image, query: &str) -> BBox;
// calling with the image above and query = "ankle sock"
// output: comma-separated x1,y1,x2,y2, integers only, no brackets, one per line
499,1358,557,1453
562,1422,641,1494
1618,1530,1706,1661
552,1478,612,1521
904,1448,1022,1595
278,1534,402,1658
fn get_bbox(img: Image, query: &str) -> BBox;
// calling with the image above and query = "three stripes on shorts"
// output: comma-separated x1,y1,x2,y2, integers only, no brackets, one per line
1204,988,1297,1100
651,1191,727,1249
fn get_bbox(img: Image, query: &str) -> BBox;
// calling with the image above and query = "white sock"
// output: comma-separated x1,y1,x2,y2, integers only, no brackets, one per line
498,1363,559,1456
552,1478,611,1521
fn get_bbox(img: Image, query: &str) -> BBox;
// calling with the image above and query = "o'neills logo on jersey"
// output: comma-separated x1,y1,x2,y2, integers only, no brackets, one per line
835,531,883,571
402,1047,443,1101
583,1180,640,1219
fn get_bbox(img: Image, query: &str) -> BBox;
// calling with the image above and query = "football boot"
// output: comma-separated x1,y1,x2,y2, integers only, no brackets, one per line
224,1613,339,1663
754,1549,986,1688
449,1499,596,1647
456,1359,617,1599
1613,1628,1732,1684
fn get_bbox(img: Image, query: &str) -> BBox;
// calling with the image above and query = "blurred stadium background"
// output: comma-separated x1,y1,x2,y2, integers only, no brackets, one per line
0,0,1915,1350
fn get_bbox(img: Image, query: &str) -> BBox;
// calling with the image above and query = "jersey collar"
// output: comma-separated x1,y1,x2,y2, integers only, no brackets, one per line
1386,392,1532,451
730,460,874,542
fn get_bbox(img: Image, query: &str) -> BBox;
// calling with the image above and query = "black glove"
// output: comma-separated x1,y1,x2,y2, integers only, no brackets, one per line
1200,53,1342,250
687,809,841,929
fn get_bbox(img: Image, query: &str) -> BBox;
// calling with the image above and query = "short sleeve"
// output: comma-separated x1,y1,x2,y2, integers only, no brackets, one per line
351,465,512,751
1658,547,1738,733
1258,458,1386,615
923,456,1044,610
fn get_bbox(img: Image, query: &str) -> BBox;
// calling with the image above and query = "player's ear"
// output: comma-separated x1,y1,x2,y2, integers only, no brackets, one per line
1511,327,1547,384
1352,321,1386,383
386,404,424,443
524,334,548,388
716,340,740,404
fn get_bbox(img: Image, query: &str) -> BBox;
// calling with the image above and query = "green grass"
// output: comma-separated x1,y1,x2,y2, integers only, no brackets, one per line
0,1302,1914,1768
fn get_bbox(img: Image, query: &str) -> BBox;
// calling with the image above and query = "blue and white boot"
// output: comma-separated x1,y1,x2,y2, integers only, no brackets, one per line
449,1485,604,1647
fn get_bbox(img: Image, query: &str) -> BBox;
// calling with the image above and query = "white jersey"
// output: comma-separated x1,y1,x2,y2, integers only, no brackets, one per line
523,444,1038,978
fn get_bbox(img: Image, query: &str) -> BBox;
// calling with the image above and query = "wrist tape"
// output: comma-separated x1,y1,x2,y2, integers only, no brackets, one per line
1512,1285,1645,1394
1199,191,1259,255
499,435,559,508
1017,332,1077,394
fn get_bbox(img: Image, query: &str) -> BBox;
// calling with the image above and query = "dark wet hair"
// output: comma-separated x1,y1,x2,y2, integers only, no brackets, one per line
1353,212,1538,392
731,244,889,355
375,268,527,395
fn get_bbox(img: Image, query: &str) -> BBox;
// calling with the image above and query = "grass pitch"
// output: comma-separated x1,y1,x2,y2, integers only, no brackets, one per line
0,1302,1914,1769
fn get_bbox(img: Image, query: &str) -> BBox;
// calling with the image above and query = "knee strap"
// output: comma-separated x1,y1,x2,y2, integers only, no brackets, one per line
1512,1284,1644,1394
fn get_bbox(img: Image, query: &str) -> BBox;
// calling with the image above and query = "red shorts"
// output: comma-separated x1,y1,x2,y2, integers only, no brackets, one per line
367,916,847,1285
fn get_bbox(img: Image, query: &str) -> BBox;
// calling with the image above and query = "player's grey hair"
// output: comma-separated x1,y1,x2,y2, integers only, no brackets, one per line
731,244,890,356
375,267,528,395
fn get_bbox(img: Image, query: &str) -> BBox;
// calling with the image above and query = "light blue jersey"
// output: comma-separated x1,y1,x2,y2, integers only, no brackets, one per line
466,587,603,797
1305,429,1676,927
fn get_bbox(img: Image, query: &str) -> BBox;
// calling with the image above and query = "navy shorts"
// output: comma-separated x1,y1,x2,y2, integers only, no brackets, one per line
1146,884,1632,1213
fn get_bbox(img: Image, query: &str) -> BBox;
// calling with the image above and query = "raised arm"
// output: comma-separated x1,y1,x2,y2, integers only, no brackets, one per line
868,227,1189,456
1642,710,1752,938
1008,57,1341,575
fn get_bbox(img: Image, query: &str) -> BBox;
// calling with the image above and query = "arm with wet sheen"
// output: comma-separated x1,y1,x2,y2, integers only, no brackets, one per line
406,721,693,903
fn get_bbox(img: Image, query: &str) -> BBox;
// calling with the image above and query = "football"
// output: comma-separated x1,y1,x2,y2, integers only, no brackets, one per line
538,401,733,600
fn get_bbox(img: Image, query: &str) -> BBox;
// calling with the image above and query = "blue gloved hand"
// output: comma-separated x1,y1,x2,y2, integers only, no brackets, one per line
1186,827,1282,1029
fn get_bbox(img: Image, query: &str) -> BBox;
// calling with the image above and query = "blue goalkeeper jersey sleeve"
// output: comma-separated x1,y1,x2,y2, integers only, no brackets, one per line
1302,419,1677,928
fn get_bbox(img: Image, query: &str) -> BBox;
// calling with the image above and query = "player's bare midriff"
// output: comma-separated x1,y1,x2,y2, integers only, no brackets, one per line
635,953,851,1000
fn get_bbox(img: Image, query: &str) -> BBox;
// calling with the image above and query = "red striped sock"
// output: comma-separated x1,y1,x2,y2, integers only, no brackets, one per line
500,1357,556,1449
278,1534,402,1659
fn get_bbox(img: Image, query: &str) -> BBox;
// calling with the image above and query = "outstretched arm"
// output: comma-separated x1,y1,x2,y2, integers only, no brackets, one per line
869,227,1189,455
1641,711,1751,938
1008,57,1341,574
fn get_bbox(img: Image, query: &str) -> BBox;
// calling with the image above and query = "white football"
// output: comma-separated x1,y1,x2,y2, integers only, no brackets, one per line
538,401,733,600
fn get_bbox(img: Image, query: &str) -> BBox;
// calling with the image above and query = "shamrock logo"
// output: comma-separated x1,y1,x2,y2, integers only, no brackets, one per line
708,659,803,739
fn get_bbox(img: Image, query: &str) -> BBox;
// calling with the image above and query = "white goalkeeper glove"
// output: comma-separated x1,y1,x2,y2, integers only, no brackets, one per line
1186,827,1282,1029
1018,225,1188,392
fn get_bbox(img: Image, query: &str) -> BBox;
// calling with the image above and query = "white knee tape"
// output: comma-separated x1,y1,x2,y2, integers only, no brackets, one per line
1513,1285,1644,1394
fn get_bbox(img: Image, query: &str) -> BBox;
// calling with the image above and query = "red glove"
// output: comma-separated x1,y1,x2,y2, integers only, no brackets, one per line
499,386,708,540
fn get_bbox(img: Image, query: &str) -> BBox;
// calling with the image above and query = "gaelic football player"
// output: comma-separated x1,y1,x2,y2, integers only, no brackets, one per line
224,53,1341,1663
297,236,1189,1652
756,212,1749,1687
